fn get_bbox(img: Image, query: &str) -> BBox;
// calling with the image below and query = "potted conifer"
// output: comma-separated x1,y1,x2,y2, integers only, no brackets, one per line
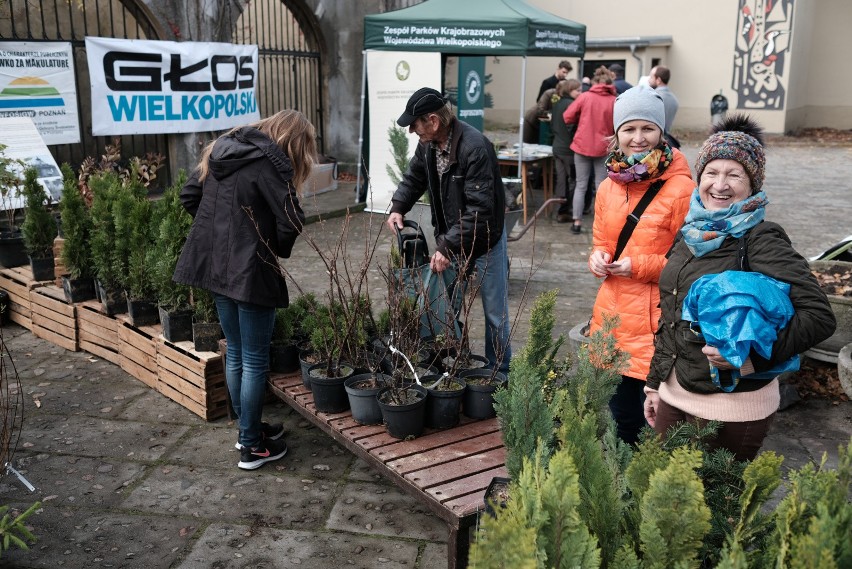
112,165,157,326
191,287,221,353
20,167,57,281
270,304,300,373
148,171,192,341
58,163,96,303
89,171,126,315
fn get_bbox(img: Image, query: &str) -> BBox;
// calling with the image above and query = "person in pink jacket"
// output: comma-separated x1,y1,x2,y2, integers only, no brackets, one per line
563,66,617,234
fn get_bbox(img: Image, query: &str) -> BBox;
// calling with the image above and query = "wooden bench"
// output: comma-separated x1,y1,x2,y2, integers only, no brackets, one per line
268,371,507,569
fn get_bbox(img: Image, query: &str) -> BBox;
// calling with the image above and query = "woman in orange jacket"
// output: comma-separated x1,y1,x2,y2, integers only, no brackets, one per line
587,87,694,444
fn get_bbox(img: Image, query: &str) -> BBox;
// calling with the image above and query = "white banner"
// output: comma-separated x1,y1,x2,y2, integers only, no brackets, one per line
0,117,63,210
0,42,80,144
85,37,260,135
366,50,441,214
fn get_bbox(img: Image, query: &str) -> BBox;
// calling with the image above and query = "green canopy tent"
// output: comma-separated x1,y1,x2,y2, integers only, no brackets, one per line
358,0,586,199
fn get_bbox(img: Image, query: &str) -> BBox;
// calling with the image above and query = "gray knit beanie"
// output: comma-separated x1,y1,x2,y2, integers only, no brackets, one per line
612,86,666,133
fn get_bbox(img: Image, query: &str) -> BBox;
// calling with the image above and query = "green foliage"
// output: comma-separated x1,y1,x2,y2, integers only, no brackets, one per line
58,163,93,278
477,293,852,569
495,290,563,479
273,305,298,345
0,501,40,558
288,293,318,340
640,447,711,568
385,122,410,187
146,170,191,310
20,167,57,257
192,288,218,323
88,171,122,288
0,143,24,231
111,165,150,297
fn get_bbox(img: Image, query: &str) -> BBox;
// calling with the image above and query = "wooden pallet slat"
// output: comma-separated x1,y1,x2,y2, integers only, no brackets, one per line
156,336,227,421
75,300,120,364
0,266,35,329
29,285,78,351
117,316,160,390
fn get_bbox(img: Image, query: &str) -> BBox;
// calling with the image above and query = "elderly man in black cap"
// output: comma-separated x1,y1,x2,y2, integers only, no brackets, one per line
385,87,511,373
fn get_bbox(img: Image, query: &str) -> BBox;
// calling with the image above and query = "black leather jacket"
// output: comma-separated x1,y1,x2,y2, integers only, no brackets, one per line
390,118,505,260
173,127,305,307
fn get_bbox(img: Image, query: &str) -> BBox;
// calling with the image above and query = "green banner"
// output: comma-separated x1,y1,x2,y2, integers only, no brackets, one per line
457,56,485,132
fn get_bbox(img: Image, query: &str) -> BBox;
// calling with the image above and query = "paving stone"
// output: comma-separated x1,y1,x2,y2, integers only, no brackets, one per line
0,509,194,568
326,481,447,542
16,414,189,461
121,464,338,530
176,523,422,569
0,453,148,508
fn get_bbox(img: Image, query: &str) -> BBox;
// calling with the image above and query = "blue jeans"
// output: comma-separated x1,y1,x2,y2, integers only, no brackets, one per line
214,294,276,449
474,230,511,373
609,375,648,445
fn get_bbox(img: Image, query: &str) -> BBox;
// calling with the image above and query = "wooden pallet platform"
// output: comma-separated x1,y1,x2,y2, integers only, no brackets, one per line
29,285,77,352
76,300,120,365
116,315,160,389
0,266,43,330
157,337,227,421
268,372,506,569
52,237,66,287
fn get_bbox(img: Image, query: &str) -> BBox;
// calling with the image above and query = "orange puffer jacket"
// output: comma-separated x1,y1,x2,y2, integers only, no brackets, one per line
589,150,694,380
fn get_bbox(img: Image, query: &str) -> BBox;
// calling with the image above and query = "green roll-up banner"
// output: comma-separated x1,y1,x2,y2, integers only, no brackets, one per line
457,57,485,132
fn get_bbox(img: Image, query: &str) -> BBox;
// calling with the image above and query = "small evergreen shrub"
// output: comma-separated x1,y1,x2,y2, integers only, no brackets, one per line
20,167,57,258
58,163,93,279
147,170,191,310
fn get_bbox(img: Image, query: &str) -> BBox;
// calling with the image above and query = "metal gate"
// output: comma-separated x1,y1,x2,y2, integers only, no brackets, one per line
228,0,324,152
0,0,169,183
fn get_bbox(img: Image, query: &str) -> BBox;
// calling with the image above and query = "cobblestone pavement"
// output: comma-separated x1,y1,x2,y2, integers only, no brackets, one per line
1,140,850,568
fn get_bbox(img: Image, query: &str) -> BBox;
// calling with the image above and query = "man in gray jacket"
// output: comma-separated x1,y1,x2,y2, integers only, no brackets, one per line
386,87,511,373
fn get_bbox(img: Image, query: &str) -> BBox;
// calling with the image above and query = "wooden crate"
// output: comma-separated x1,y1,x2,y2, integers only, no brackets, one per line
76,300,120,365
53,237,66,287
29,285,78,352
157,337,227,421
117,315,161,389
0,266,44,330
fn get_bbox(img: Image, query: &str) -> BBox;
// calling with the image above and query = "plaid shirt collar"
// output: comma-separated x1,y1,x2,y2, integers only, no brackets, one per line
431,127,453,175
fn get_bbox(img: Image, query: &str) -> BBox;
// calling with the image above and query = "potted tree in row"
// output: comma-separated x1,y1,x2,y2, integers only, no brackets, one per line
58,163,96,302
0,144,27,268
20,167,57,281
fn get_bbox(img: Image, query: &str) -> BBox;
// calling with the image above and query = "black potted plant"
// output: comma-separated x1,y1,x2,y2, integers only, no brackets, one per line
58,163,96,302
269,304,300,373
20,167,57,281
0,143,27,268
113,166,158,326
147,171,193,341
89,171,126,315
191,287,221,353
304,300,358,414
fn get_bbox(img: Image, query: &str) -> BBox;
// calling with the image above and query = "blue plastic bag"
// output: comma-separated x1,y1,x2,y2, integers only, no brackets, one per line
682,271,800,392
393,264,464,339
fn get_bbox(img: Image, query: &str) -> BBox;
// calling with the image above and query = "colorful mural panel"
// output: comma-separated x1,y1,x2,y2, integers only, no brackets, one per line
732,0,794,110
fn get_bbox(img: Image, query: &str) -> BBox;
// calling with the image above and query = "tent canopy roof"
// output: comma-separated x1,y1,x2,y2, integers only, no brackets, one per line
364,0,585,57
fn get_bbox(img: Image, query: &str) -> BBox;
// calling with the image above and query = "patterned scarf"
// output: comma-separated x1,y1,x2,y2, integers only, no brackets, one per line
605,141,674,184
680,189,768,257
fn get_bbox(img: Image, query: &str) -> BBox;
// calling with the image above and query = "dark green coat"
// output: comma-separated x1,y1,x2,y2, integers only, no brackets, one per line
647,221,835,394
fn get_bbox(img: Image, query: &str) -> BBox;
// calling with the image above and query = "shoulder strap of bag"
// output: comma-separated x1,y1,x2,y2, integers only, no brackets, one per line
613,179,665,262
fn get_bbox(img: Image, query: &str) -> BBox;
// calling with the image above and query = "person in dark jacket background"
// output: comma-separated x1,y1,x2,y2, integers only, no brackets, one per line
386,87,511,373
551,78,582,222
174,110,313,470
644,115,835,460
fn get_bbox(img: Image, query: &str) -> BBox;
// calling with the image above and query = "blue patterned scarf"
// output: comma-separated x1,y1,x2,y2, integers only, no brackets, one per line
680,189,768,257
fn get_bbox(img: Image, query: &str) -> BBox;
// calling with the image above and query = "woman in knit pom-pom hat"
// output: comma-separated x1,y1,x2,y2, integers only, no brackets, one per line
586,86,694,445
643,114,835,461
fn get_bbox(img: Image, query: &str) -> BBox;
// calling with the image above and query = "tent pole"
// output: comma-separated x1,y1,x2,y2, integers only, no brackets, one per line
355,50,368,205
517,56,526,178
